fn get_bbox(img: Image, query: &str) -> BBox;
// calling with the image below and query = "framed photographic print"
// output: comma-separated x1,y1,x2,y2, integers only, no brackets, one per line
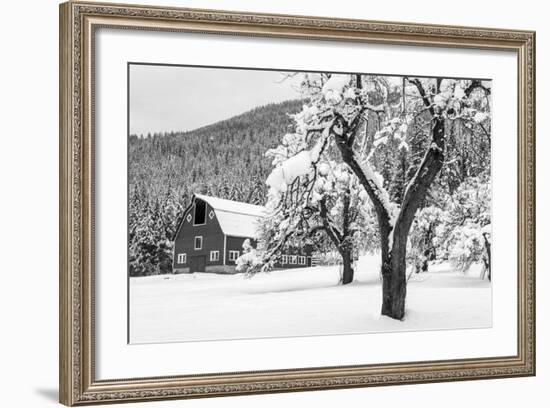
59,1,536,405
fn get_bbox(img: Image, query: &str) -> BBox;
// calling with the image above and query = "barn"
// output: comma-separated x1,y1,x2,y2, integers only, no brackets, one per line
172,194,313,274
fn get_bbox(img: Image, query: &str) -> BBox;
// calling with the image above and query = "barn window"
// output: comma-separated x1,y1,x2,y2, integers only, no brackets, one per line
194,236,203,250
194,200,206,225
281,255,288,264
209,210,215,220
290,255,297,264
210,251,219,261
229,250,239,261
177,253,187,264
298,256,306,265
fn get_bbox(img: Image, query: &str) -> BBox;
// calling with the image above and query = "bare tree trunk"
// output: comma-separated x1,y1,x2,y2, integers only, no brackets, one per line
341,189,354,285
421,222,435,272
421,250,429,272
319,197,355,285
483,232,491,281
335,118,445,318
378,218,412,319
341,249,354,285
331,77,446,320
381,117,445,319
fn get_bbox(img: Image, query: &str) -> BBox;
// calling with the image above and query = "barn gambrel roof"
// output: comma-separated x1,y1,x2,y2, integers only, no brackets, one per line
194,194,266,238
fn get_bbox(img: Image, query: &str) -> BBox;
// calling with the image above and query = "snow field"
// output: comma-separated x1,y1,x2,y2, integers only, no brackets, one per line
129,254,491,344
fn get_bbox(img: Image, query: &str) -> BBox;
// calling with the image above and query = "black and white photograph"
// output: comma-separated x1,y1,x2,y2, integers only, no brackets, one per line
1,0,544,405
128,64,492,344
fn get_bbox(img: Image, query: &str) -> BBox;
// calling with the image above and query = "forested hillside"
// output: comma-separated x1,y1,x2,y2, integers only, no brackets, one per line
128,99,304,276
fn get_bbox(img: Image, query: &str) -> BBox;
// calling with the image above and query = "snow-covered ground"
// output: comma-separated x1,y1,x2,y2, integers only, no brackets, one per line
129,254,491,344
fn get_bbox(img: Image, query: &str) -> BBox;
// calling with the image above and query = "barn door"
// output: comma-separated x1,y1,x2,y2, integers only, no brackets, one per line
190,256,206,273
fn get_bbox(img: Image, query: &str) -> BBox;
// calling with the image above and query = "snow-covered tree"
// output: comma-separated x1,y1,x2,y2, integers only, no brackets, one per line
440,175,492,279
248,73,491,319
239,118,377,284
128,187,179,276
235,239,264,273
408,205,445,274
406,173,492,280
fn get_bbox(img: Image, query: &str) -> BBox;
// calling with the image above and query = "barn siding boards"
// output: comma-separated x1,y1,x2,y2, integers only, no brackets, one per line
173,194,313,274
276,245,313,269
173,199,225,273
225,236,249,267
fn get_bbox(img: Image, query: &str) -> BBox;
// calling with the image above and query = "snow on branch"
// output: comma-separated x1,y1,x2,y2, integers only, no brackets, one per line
235,239,264,273
358,158,397,226
266,124,332,207
407,77,434,114
322,74,351,104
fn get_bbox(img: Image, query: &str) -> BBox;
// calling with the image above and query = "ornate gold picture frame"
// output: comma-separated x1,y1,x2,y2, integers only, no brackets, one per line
59,1,535,405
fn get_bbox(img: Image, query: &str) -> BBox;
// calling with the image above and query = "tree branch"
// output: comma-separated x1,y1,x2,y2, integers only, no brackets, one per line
346,110,366,147
319,198,345,252
464,79,491,97
331,115,393,255
395,117,445,249
408,78,434,116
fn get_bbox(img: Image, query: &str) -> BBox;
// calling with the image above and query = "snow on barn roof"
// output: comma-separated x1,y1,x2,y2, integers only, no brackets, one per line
194,194,266,238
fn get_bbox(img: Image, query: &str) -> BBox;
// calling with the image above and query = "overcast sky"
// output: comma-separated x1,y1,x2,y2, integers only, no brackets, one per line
129,64,303,136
